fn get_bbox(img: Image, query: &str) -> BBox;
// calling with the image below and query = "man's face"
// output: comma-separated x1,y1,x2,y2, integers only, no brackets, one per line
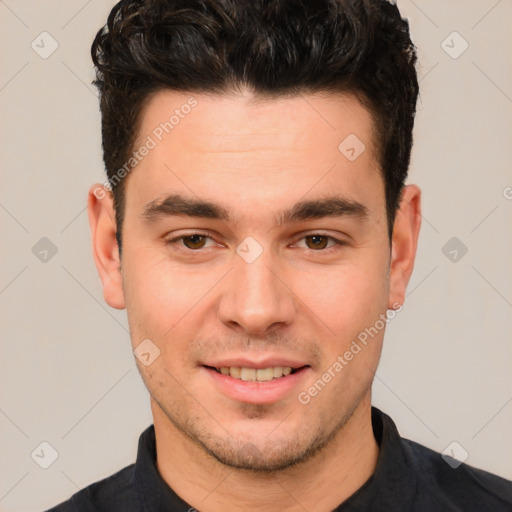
93,90,410,471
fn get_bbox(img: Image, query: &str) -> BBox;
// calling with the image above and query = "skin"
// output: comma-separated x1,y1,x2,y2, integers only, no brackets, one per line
88,89,421,511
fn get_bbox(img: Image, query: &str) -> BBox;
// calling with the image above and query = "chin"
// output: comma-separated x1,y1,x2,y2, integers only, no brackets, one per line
183,413,340,473
201,436,322,473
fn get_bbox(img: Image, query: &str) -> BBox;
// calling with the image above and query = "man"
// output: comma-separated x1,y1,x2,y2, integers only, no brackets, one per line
46,0,512,510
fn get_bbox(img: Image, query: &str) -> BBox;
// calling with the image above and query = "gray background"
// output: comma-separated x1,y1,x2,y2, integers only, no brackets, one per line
1,1,511,510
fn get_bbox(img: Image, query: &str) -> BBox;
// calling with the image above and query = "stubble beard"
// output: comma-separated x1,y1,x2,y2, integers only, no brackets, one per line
149,382,369,474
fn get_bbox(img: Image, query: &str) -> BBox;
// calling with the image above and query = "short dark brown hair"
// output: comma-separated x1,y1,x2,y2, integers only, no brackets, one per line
91,0,419,246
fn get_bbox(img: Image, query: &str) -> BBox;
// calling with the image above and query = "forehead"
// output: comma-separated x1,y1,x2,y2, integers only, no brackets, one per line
137,89,377,155
127,89,384,223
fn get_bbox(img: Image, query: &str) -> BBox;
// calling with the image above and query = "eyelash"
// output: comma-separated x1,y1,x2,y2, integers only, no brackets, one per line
164,231,346,255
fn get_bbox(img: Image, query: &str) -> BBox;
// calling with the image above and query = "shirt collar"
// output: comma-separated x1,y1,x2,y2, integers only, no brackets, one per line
334,407,418,510
134,424,192,512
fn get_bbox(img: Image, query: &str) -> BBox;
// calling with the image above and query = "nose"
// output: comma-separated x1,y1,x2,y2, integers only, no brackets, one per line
217,250,296,336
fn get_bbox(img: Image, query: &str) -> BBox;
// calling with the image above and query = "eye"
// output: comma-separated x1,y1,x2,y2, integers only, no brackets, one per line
165,232,216,251
164,232,346,254
294,234,345,252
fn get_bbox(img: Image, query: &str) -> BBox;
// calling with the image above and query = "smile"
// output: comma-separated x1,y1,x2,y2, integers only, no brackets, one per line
212,366,297,381
203,364,311,404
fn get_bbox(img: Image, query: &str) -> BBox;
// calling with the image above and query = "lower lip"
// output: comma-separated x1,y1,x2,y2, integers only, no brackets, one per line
202,366,310,404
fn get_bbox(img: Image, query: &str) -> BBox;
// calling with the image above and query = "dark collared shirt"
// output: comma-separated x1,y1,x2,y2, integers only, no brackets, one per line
45,407,512,511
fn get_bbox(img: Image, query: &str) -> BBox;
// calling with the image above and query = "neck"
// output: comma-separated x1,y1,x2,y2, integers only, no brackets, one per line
152,394,379,512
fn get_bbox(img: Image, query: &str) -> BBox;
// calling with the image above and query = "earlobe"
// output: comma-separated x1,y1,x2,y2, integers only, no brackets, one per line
88,184,125,310
387,185,422,309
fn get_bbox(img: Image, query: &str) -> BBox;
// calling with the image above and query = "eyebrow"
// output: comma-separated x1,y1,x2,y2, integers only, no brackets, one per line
141,193,369,225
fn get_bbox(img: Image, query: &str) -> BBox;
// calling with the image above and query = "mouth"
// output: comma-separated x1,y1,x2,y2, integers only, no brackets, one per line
206,365,305,382
202,363,311,404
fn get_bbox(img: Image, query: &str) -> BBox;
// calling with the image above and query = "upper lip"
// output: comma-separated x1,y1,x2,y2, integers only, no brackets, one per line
203,356,309,370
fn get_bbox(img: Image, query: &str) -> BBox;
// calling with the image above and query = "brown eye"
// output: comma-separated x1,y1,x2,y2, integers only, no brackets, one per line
182,234,207,249
304,235,330,250
165,231,217,252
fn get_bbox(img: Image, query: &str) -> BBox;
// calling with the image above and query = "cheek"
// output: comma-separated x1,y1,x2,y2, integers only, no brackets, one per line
294,259,389,340
122,250,180,338
121,249,221,345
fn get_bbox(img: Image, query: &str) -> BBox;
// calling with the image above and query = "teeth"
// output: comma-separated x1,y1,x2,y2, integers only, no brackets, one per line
256,368,274,381
240,368,256,381
218,366,294,381
229,367,241,378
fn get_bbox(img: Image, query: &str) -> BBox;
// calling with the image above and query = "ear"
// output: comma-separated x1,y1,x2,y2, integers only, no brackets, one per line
388,184,422,309
88,184,125,309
